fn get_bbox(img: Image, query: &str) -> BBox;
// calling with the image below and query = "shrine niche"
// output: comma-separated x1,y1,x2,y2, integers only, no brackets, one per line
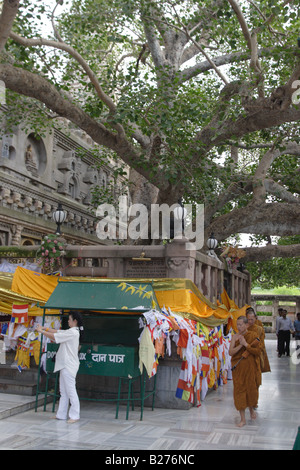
83,168,99,185
57,150,81,200
100,170,108,189
24,133,47,177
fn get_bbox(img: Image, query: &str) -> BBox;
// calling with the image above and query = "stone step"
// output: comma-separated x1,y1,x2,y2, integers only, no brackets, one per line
0,393,51,420
0,378,37,396
0,364,39,396
0,364,39,383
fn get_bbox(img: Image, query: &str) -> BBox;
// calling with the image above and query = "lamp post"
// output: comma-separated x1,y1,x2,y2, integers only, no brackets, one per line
172,198,187,239
207,232,218,257
52,203,66,235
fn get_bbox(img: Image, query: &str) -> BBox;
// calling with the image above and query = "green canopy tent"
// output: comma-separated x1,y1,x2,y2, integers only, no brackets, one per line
43,279,160,313
35,279,159,419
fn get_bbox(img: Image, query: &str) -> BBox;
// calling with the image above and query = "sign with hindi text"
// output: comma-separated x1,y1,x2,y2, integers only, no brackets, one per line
46,343,140,378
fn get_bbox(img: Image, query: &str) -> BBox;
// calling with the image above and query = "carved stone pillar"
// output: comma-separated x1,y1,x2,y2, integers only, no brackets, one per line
165,238,196,281
11,224,23,246
107,257,125,278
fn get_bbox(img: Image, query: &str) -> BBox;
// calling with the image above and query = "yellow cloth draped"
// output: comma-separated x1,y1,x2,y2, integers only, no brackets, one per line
0,286,47,317
0,269,248,328
0,298,45,316
220,289,249,331
11,267,59,302
153,279,249,328
0,272,14,290
0,268,59,316
155,289,215,317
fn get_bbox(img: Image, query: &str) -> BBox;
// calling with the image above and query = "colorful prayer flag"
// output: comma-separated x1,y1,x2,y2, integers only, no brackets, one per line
11,304,28,323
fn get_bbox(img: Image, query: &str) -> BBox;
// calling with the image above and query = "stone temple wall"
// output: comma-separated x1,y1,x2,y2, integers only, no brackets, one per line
0,109,127,247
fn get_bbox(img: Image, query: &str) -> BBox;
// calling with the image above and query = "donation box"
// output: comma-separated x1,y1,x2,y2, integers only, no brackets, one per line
46,343,140,378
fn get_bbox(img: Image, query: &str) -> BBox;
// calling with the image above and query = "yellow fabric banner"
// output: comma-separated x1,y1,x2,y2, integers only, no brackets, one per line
0,268,59,316
11,267,59,302
0,268,249,327
155,287,248,328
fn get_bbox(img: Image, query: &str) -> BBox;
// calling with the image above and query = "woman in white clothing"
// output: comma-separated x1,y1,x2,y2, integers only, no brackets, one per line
36,311,84,423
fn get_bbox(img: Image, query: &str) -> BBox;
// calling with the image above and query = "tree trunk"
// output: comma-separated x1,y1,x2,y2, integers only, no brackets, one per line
242,243,300,262
123,168,159,245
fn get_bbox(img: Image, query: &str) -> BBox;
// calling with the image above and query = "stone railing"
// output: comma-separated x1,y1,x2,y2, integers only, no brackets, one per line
61,238,251,307
251,294,300,332
0,238,251,307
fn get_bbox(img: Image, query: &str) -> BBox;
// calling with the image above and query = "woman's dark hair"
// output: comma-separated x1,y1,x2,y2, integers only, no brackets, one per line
70,310,84,341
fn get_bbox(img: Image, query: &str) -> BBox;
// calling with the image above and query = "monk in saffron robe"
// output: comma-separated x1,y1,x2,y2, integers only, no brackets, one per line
229,316,261,427
246,308,271,374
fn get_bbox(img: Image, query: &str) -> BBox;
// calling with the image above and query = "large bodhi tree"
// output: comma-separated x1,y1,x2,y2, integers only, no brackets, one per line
0,0,299,265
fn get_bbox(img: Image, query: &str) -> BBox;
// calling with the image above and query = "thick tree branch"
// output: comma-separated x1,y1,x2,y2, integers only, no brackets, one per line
243,243,300,262
263,179,299,203
227,0,261,76
141,12,165,69
204,180,251,226
253,141,300,201
205,173,299,229
227,0,252,50
207,202,300,241
9,31,117,113
180,26,229,84
195,102,300,159
144,9,229,83
0,63,156,180
0,64,175,192
0,64,115,141
0,0,19,52
179,47,273,83
253,144,277,200
9,31,152,149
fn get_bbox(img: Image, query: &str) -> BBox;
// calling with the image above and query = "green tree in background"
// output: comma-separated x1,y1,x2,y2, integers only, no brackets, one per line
247,236,300,288
0,0,299,268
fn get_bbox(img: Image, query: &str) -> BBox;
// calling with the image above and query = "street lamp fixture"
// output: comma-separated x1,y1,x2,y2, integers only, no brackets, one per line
173,198,187,235
207,232,218,256
53,203,66,235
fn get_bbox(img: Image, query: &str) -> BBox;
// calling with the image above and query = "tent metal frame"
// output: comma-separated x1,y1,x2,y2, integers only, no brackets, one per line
34,280,158,420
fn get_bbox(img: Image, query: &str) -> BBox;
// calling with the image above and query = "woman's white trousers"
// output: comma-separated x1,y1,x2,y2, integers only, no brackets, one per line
56,368,80,420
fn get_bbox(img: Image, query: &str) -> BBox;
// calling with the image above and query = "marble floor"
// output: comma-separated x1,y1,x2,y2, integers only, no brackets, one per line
0,339,299,451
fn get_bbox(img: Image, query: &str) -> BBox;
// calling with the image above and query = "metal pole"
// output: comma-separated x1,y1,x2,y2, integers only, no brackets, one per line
35,307,46,412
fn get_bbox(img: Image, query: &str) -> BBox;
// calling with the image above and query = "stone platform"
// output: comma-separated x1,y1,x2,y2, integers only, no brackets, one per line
0,339,298,450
